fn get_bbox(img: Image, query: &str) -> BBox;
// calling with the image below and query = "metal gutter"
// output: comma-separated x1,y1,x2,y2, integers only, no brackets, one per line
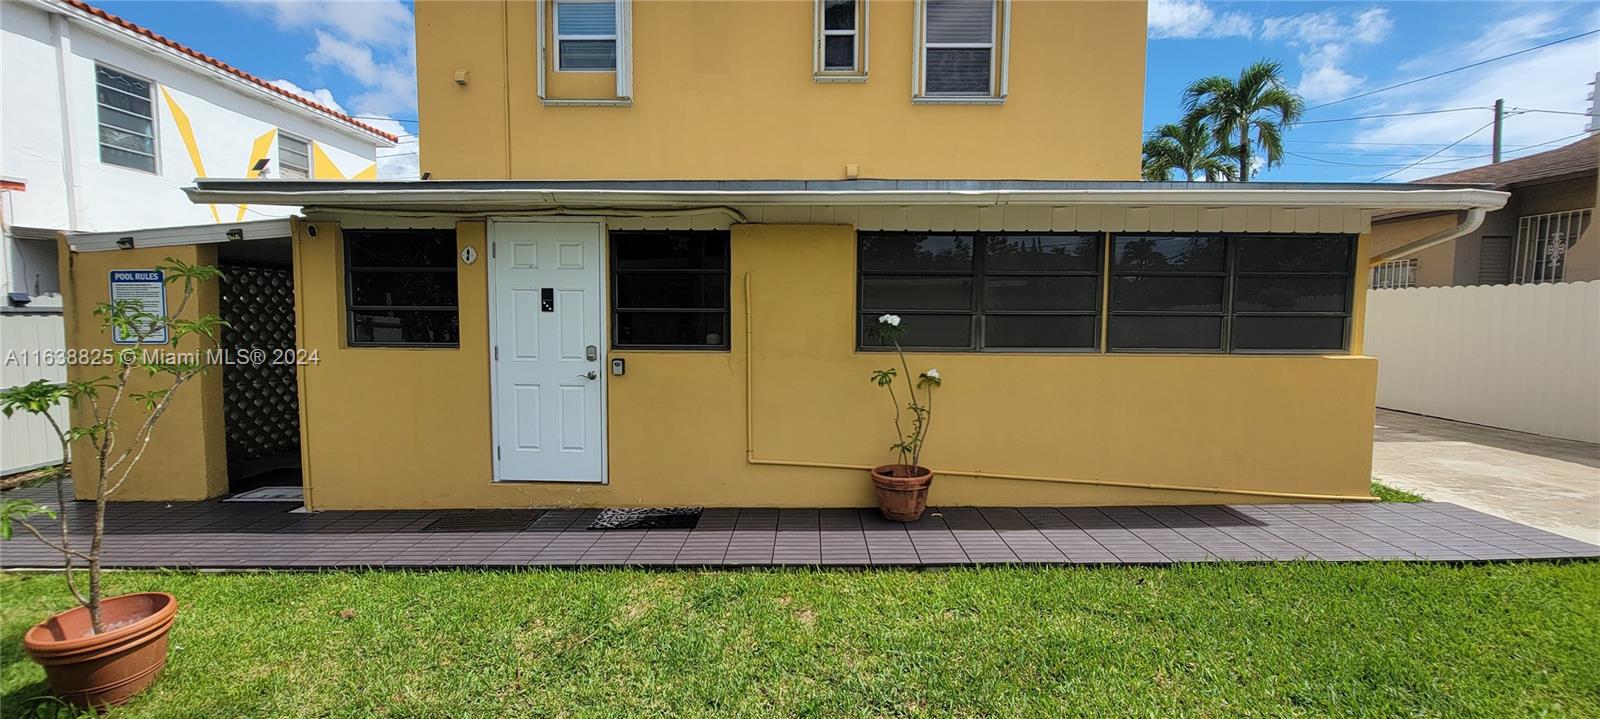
68,218,292,252
1369,207,1488,265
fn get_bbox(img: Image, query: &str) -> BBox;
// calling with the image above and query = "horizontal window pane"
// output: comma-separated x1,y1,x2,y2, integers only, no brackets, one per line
1111,276,1224,312
556,1,616,35
860,234,973,272
984,315,1097,350
98,106,153,135
1233,276,1350,313
862,275,972,311
926,0,992,43
1112,235,1226,272
350,310,459,346
615,272,727,310
346,231,457,268
1109,316,1223,351
613,232,728,270
559,40,616,70
859,314,972,348
984,275,1098,311
986,234,1100,272
349,271,458,308
823,0,855,30
100,145,155,172
1232,316,1346,351
1236,235,1351,273
280,164,309,180
96,66,150,98
925,47,991,95
99,126,154,155
96,87,151,118
615,311,728,347
824,35,855,70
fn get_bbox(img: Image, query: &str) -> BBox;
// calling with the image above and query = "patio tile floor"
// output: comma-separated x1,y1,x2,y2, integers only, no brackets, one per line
3,482,1596,569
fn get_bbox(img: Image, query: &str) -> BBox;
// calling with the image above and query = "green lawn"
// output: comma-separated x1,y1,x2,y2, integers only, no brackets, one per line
3,565,1597,718
1371,481,1425,503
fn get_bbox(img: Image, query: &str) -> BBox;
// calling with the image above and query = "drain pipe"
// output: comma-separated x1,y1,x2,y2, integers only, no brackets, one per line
1369,207,1488,265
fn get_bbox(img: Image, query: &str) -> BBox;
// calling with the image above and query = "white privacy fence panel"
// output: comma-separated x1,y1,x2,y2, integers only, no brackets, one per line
1,311,68,474
1364,281,1600,443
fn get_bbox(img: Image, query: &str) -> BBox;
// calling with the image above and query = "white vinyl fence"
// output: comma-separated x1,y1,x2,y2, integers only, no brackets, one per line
1364,281,1600,443
1,309,68,474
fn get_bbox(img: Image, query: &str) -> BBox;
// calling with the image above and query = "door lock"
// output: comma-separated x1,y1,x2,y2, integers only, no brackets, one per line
578,371,598,380
585,344,598,361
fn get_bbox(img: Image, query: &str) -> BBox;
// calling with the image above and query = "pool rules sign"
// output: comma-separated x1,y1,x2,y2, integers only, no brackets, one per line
109,270,168,344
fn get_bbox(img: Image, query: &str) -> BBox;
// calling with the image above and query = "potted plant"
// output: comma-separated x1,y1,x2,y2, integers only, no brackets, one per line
1,258,223,710
866,314,942,522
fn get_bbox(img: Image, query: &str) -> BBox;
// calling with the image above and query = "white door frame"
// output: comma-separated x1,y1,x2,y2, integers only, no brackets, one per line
486,218,609,484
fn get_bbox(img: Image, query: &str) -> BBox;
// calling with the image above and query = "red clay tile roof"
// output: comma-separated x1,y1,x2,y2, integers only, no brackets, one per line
1415,134,1597,188
62,0,400,144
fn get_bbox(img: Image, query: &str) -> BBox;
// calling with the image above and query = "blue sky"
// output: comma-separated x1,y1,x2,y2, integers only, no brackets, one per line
96,0,1598,182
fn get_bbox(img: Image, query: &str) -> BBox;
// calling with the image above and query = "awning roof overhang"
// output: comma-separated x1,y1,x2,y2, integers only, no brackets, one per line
185,179,1509,214
67,217,292,252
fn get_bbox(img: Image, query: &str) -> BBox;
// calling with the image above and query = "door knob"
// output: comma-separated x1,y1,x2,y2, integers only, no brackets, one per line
579,371,598,380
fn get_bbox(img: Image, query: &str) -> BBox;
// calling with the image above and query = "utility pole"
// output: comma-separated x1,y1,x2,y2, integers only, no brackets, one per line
1491,98,1504,163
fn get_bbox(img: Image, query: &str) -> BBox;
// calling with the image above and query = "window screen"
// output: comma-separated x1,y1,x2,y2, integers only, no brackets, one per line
556,1,618,71
858,232,1102,351
96,65,157,172
345,229,460,347
1108,234,1354,353
923,0,994,95
278,133,310,179
611,231,731,349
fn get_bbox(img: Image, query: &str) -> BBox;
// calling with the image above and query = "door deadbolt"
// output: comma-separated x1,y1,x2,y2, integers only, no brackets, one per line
586,345,598,361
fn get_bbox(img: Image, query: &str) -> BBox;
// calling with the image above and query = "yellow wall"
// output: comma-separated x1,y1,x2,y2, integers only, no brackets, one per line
415,0,1147,180
293,219,1377,510
58,241,228,501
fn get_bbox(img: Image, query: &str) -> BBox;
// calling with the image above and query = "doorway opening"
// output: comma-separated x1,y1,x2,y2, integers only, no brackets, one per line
216,237,302,495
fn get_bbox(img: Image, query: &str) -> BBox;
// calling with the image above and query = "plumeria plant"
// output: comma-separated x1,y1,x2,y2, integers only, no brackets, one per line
0,258,223,634
867,314,942,477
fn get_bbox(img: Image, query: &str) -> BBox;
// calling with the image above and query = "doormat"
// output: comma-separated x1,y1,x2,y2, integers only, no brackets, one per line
222,486,304,503
423,510,544,532
589,507,702,530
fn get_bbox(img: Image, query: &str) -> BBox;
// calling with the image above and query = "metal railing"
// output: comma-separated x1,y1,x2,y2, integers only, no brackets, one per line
1370,258,1418,289
1514,208,1592,284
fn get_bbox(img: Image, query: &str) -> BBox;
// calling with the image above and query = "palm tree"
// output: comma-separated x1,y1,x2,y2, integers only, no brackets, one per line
1141,121,1239,182
1181,60,1304,181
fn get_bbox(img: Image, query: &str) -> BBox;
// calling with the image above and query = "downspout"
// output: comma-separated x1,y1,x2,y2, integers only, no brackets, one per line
51,12,82,230
1369,207,1487,265
740,272,1378,503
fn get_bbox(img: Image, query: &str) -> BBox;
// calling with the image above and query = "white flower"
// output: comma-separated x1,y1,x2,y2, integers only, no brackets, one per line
923,368,940,380
877,314,901,327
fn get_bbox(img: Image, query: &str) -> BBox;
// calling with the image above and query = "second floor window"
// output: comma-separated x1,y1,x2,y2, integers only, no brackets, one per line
820,0,859,72
95,64,157,173
922,0,995,96
277,133,310,179
556,0,618,71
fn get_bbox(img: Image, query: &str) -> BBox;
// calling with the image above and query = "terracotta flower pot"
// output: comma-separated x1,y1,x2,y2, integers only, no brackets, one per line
23,592,178,710
870,464,933,522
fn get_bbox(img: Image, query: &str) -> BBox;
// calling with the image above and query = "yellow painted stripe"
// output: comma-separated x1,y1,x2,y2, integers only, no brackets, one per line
159,88,219,223
237,129,278,221
311,143,346,179
352,163,378,180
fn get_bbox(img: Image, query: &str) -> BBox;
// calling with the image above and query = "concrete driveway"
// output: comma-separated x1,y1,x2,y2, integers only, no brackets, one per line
1373,409,1600,544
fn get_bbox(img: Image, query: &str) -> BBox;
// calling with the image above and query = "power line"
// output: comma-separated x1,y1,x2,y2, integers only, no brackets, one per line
1370,119,1498,182
1306,28,1600,111
1295,107,1488,125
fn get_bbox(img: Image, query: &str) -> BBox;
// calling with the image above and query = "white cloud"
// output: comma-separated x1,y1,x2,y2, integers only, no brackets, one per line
229,0,412,50
1261,8,1393,105
1148,0,1254,40
307,30,415,116
268,79,347,114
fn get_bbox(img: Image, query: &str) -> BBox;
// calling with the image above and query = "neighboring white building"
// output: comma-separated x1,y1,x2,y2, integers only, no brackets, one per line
0,0,395,475
0,0,397,304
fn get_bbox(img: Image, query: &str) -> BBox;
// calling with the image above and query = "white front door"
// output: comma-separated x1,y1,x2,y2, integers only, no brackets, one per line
490,221,606,482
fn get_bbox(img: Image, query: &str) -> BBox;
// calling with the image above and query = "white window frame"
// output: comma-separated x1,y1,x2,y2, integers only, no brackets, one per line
94,63,160,174
814,0,869,82
554,0,618,73
912,0,1010,104
277,132,311,179
537,0,632,106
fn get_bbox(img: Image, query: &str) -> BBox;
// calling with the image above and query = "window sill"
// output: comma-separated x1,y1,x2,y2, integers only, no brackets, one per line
540,98,633,107
814,73,869,84
912,96,1006,106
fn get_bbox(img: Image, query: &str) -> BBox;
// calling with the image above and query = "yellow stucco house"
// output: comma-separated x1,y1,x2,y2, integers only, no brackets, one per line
59,0,1508,510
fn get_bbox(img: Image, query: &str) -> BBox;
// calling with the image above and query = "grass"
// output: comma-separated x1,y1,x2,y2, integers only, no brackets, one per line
1371,481,1425,503
3,564,1598,718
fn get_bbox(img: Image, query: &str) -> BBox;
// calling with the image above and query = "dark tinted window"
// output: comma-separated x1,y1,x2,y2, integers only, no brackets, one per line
1108,234,1354,353
345,229,459,347
611,231,730,349
858,232,1101,351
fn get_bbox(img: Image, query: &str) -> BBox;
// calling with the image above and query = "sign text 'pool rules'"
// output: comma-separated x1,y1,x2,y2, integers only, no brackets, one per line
109,269,168,345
